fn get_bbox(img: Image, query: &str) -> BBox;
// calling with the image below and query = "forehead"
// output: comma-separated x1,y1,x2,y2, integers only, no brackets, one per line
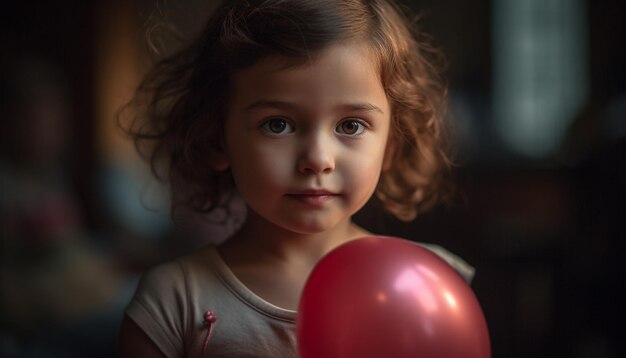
227,43,388,115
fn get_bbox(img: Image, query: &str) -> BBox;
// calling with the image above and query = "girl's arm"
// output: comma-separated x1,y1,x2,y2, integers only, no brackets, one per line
117,315,167,358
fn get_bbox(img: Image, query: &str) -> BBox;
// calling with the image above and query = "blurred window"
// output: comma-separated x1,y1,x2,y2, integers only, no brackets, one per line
493,0,588,157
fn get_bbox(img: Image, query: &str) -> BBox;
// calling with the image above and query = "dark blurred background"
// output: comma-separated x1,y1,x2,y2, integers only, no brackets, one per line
1,0,624,357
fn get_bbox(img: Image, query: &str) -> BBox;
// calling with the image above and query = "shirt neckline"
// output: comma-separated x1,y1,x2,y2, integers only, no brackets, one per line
205,246,297,323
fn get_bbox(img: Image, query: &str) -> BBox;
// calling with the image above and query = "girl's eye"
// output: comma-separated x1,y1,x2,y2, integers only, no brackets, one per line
261,118,294,135
336,119,367,136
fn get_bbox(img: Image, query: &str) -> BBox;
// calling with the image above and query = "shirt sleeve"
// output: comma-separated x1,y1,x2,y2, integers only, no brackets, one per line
417,242,476,284
125,261,189,358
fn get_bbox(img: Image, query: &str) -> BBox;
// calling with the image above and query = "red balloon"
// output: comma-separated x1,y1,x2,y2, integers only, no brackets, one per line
297,236,490,358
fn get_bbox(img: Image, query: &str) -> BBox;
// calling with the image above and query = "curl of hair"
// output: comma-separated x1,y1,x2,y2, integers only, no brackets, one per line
119,0,452,222
370,1,452,221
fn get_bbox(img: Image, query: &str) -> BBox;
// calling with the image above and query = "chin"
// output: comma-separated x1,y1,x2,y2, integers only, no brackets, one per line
281,219,339,236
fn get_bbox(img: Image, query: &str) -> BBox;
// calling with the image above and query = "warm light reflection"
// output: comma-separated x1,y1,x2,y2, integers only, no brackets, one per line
394,269,438,313
416,264,440,282
443,291,458,310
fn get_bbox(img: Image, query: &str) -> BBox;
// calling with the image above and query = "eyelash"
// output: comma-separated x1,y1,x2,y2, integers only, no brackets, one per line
259,117,370,137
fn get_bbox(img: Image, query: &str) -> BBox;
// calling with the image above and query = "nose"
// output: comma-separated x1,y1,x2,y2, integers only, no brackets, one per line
297,133,335,175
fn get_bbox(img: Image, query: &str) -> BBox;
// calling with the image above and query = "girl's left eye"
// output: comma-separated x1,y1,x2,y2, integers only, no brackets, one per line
336,119,367,136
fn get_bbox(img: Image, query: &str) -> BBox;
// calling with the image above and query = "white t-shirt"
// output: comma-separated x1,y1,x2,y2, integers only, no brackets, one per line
125,243,475,357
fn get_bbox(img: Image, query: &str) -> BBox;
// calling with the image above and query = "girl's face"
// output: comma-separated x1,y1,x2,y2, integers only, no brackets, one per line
223,43,391,235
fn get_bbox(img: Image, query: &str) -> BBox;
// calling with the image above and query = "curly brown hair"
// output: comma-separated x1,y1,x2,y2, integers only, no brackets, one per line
121,0,452,222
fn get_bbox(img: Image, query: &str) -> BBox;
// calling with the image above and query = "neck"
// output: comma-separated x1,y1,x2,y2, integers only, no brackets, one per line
219,208,370,269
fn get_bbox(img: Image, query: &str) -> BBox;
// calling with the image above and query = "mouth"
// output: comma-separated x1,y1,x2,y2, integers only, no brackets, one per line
285,189,340,206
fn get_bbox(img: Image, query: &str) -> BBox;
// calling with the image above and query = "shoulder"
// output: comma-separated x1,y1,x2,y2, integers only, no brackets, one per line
126,258,190,330
132,246,218,302
125,259,189,357
130,257,195,311
124,247,220,357
135,259,186,293
416,242,476,284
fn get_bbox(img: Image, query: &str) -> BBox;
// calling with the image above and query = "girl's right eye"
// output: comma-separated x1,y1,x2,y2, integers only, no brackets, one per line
261,117,294,136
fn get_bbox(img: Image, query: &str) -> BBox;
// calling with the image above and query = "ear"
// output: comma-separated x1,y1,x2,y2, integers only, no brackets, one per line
210,141,230,171
210,152,229,171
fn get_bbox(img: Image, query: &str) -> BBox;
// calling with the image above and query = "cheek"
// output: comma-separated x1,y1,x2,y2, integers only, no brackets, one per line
229,142,293,191
342,145,386,189
360,160,385,189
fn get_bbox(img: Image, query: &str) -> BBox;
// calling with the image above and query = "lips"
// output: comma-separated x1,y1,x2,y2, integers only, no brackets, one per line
286,189,339,206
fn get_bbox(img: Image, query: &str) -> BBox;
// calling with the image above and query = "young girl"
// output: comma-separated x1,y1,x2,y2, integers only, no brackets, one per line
117,0,475,356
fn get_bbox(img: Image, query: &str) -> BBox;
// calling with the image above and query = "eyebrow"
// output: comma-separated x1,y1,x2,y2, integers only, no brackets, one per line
244,100,385,114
